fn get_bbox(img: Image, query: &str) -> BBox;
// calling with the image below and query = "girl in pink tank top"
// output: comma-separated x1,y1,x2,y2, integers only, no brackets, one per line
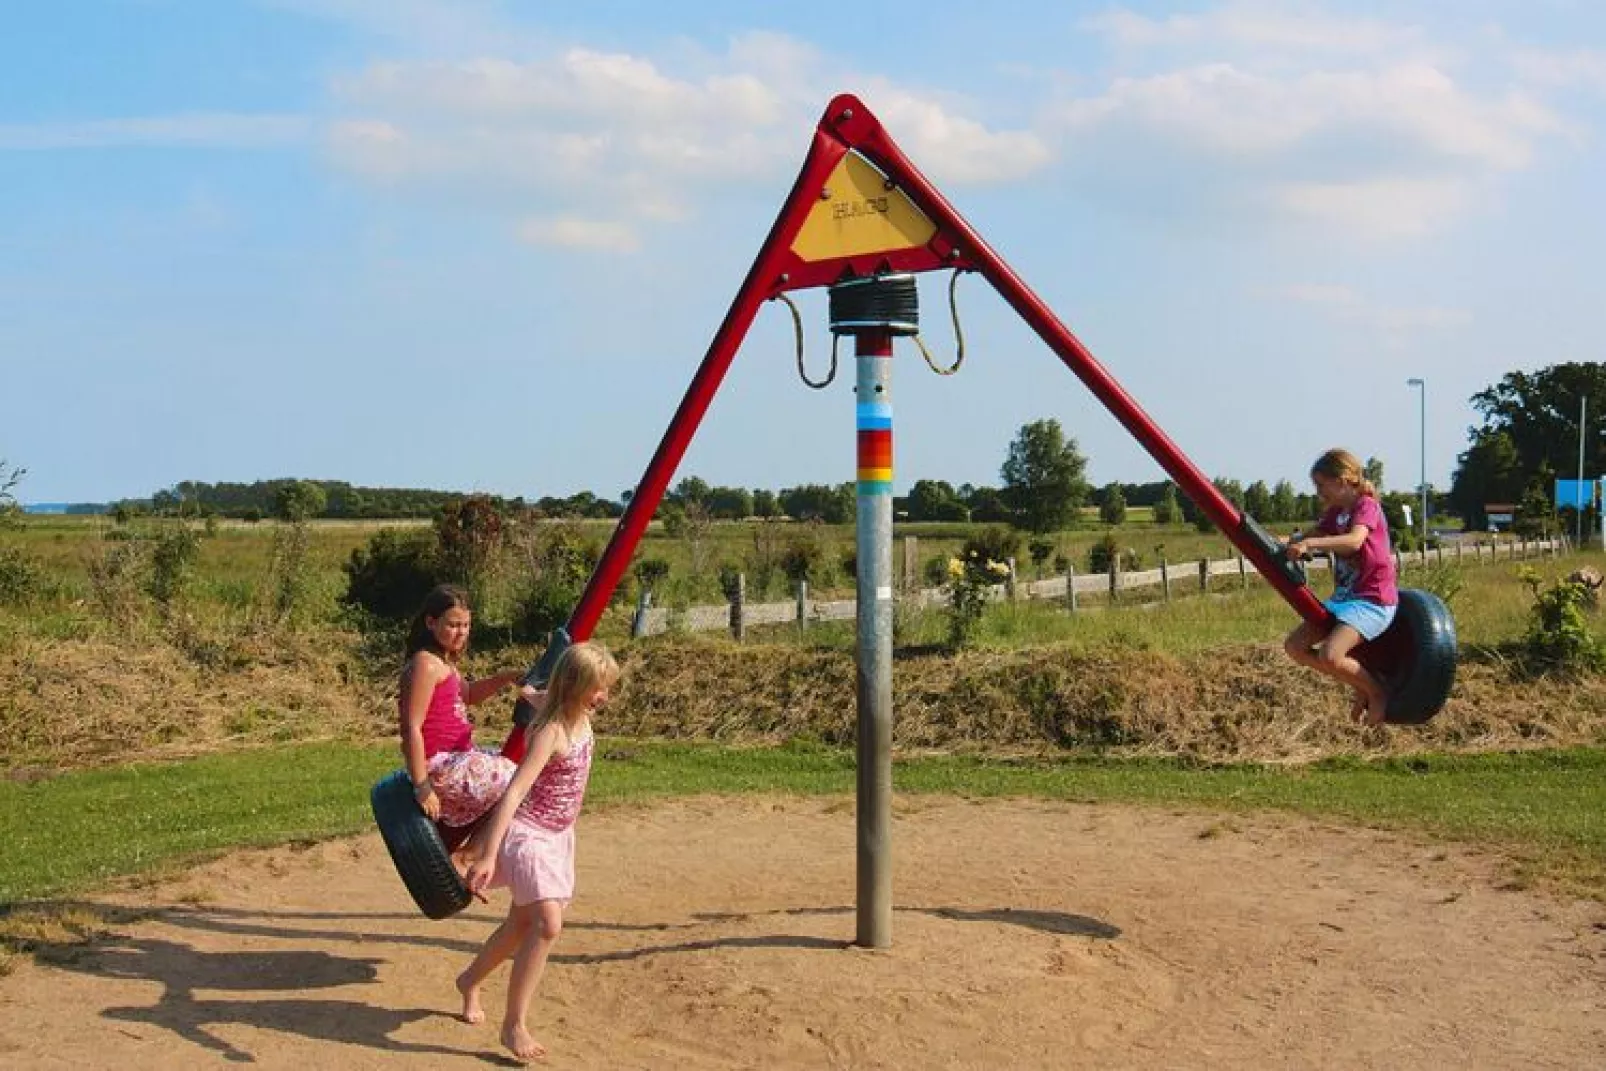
398,586,542,830
460,641,619,1064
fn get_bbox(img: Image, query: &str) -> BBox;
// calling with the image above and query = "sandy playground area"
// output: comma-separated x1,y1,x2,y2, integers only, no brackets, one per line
1,795,1603,1069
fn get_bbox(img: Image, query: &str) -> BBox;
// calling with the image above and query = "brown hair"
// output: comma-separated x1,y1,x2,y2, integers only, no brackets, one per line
404,584,471,660
1310,448,1376,498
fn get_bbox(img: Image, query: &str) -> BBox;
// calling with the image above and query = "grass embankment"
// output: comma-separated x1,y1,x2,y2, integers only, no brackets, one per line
2,742,1603,913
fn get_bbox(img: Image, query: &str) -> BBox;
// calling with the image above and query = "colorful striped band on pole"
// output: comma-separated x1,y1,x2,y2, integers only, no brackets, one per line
857,401,892,495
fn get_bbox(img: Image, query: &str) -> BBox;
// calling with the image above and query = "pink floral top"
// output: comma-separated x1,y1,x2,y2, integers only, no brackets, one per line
514,727,594,832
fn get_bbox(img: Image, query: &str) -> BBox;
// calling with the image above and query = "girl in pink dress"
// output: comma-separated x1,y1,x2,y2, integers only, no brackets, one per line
398,586,539,834
460,640,619,1064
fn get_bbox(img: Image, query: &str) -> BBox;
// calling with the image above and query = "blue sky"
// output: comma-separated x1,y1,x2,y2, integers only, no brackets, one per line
4,0,1604,506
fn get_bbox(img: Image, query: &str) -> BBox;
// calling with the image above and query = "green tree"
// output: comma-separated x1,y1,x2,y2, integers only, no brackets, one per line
999,419,1090,533
1152,482,1181,525
1452,362,1606,528
1363,456,1385,493
272,481,327,523
966,486,1011,524
907,479,968,521
705,486,754,520
1449,429,1523,531
1098,482,1127,526
1243,480,1272,521
1271,480,1298,524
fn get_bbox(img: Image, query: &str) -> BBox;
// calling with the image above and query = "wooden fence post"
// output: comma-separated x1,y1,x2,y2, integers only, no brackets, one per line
729,572,745,642
1108,556,1119,603
1006,557,1019,601
631,589,653,638
1065,563,1078,613
1199,558,1209,593
1161,558,1171,602
1237,553,1248,590
796,579,809,634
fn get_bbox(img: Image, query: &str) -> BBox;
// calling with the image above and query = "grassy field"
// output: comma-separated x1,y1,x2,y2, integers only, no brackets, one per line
2,741,1602,909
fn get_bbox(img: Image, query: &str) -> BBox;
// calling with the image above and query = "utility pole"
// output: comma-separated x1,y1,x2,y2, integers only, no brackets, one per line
1408,378,1427,545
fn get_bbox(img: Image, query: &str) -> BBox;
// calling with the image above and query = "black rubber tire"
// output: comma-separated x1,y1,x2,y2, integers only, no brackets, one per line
1356,588,1457,725
370,770,473,920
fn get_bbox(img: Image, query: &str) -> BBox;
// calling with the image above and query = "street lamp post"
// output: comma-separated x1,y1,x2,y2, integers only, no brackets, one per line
1407,378,1427,546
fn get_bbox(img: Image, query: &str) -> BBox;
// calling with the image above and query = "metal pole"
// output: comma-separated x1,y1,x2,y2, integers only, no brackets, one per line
1408,378,1426,546
1420,381,1428,546
1578,395,1587,549
855,329,894,949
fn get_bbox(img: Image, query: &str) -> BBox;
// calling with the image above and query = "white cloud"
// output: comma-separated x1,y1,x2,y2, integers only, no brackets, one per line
1274,177,1472,239
1258,281,1469,347
0,114,311,151
1512,47,1606,94
518,216,640,252
321,32,1046,247
1082,2,1426,57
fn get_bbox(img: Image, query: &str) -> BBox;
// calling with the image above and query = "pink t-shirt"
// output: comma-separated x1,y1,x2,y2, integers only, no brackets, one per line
1317,495,1397,606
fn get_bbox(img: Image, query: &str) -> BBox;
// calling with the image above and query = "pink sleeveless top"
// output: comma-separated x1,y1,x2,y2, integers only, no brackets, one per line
416,669,473,758
515,728,594,832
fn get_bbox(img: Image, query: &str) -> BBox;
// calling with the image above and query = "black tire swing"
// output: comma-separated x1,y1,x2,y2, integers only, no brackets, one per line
1248,517,1456,724
370,630,572,920
1355,587,1458,725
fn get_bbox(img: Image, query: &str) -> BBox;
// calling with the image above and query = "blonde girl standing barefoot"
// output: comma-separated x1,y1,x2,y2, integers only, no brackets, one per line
458,641,619,1063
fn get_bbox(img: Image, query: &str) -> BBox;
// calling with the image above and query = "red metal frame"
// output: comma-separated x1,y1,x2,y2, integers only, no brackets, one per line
503,94,1338,751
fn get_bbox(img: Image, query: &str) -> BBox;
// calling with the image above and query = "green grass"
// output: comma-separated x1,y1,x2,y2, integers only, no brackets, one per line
3,740,1603,906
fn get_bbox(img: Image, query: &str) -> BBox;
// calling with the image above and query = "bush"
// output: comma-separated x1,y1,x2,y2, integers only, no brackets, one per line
343,528,439,622
148,523,202,611
1087,534,1140,574
634,557,671,591
89,540,149,624
945,550,1010,648
0,546,46,605
961,527,1020,569
511,579,577,643
1519,568,1605,674
780,529,827,586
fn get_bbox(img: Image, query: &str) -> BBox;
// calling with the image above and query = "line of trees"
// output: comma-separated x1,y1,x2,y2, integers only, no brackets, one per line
119,355,1606,540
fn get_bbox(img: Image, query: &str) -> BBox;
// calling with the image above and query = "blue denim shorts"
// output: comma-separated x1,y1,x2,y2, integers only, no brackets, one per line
1325,597,1397,641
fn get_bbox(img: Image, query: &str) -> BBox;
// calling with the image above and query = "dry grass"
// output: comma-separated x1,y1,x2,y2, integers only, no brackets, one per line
608,635,1606,764
0,625,396,769
6,623,1606,772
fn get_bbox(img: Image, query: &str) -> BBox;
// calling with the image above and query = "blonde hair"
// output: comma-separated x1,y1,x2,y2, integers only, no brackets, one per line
1310,448,1376,498
526,641,619,742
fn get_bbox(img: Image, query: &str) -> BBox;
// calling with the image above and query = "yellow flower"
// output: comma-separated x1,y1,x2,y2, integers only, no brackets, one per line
987,560,1010,578
947,558,964,580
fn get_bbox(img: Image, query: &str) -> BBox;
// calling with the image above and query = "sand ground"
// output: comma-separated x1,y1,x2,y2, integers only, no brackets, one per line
1,795,1603,1069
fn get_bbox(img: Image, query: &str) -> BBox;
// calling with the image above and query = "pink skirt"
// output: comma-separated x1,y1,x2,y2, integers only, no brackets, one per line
490,817,576,906
425,748,516,828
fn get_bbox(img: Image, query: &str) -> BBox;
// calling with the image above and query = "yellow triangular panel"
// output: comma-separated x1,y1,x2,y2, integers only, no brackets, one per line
790,152,938,263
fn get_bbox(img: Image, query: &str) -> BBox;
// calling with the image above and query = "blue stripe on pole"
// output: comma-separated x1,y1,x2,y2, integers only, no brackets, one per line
856,402,892,429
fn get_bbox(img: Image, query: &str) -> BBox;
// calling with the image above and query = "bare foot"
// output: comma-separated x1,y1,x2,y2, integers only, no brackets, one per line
455,971,485,1025
1362,693,1389,727
501,1022,547,1063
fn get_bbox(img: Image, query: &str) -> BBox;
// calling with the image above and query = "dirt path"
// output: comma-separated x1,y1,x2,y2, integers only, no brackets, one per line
2,796,1603,1069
